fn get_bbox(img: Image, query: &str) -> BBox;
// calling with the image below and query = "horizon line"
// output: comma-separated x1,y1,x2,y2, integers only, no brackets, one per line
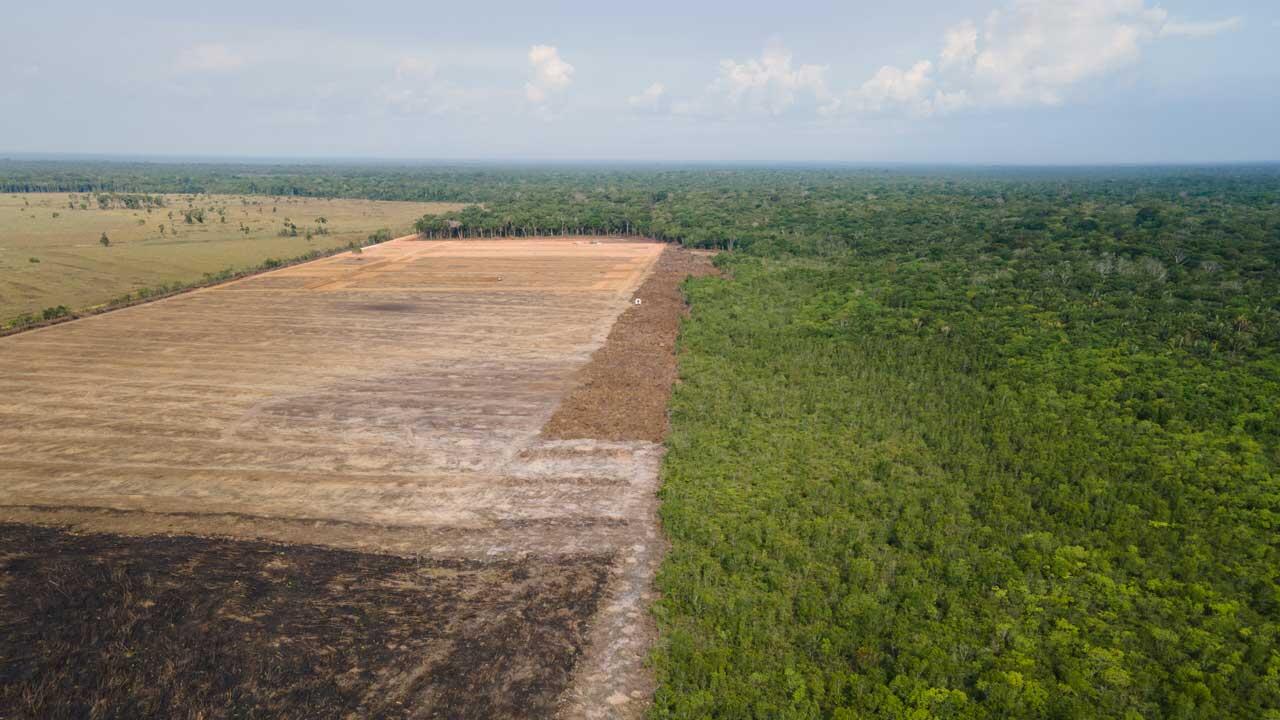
2,151,1280,170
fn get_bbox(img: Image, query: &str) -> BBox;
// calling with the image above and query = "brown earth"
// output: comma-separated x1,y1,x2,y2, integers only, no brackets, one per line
0,238,663,558
0,237,707,719
542,247,718,443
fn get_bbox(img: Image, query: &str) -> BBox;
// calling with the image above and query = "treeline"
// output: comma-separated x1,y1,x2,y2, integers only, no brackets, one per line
88,193,167,210
402,167,1280,256
0,159,516,201
5,158,1278,209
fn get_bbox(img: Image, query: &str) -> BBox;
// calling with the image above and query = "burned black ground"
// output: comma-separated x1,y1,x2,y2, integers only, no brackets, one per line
0,523,610,720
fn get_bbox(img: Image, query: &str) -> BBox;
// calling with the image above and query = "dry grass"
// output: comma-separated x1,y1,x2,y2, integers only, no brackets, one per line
0,192,462,319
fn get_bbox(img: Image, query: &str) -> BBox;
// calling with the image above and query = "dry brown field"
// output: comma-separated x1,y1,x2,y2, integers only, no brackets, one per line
0,237,705,719
0,192,462,321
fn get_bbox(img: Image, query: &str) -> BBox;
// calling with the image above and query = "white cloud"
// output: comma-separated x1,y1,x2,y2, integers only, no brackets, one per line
628,82,667,111
381,55,497,117
524,45,574,105
643,1,1239,122
860,61,934,113
941,20,979,68
709,43,839,116
1161,17,1243,38
177,43,246,73
964,0,1167,106
853,60,971,117
857,0,1240,113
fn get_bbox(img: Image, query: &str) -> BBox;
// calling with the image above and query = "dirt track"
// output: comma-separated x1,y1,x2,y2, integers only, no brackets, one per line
0,238,685,718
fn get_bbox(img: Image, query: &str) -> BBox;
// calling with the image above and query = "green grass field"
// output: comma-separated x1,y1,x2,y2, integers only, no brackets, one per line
0,192,461,321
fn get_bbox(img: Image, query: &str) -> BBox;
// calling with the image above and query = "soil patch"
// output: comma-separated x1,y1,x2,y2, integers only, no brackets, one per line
541,246,718,442
356,301,421,313
0,523,609,720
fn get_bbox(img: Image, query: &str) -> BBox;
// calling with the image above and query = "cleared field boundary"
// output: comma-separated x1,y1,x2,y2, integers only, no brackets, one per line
0,233,418,338
2,232,677,339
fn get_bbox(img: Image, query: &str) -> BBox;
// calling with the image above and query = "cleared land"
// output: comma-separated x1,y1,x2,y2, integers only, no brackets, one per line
0,237,705,719
0,192,462,320
544,248,719,442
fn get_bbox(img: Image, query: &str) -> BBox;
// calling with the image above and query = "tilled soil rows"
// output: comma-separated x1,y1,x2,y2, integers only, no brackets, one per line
0,238,707,719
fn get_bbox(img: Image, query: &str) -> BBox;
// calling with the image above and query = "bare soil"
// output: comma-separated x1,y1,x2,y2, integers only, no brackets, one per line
0,238,663,557
542,246,718,443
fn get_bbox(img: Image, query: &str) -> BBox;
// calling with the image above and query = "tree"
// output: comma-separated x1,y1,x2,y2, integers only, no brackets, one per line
1134,205,1162,228
99,233,110,247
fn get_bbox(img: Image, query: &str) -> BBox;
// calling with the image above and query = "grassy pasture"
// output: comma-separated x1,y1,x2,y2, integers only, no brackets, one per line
0,192,461,320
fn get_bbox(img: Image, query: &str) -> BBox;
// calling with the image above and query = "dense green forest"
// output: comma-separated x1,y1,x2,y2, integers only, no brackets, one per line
653,193,1280,719
3,160,1278,717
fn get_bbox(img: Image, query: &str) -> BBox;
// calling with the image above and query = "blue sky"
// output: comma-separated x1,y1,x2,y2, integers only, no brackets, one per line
2,0,1277,163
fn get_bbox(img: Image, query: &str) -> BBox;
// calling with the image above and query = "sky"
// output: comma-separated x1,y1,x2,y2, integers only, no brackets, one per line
2,0,1277,163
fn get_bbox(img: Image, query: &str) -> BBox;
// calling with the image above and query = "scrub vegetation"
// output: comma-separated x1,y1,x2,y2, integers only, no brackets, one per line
0,190,460,324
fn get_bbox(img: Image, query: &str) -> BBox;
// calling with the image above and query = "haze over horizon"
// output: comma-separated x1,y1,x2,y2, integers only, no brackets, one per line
4,0,1278,164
